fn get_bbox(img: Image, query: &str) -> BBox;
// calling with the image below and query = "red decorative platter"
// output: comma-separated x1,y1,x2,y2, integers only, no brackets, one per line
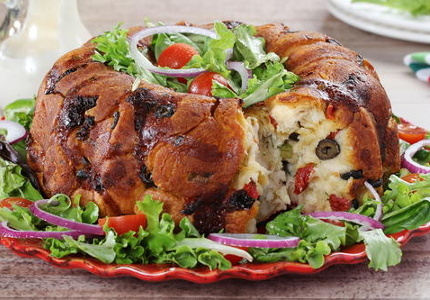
1,222,430,283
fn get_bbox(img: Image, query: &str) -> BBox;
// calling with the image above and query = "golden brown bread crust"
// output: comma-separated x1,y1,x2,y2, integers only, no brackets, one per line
27,22,400,233
27,40,249,233
255,23,400,178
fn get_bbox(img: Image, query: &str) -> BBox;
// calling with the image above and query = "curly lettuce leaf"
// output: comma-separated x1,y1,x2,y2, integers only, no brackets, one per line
45,195,232,270
359,229,402,271
257,207,347,268
0,205,40,231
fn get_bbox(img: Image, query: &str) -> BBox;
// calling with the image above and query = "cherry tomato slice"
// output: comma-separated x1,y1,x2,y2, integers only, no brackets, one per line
98,214,147,236
158,43,198,69
398,123,427,144
401,173,424,183
188,72,230,97
0,197,33,209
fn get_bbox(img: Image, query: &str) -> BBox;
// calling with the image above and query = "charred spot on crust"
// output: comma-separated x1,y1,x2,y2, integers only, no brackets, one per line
340,169,363,180
316,138,340,160
155,104,175,118
76,169,91,179
76,116,95,140
127,88,176,129
326,37,342,46
181,201,197,215
139,165,155,187
227,189,255,211
367,178,383,188
45,67,80,94
91,175,104,192
59,95,98,129
173,135,185,147
127,88,177,157
111,111,120,129
303,79,363,111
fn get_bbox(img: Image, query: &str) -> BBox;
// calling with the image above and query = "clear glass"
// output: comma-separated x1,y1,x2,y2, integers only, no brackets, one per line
0,0,91,109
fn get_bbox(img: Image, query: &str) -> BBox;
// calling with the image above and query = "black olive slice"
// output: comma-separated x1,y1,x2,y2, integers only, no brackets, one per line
316,139,341,160
340,169,363,180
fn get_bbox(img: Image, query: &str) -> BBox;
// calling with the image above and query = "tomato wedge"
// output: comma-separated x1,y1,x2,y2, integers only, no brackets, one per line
398,123,427,144
0,197,33,209
98,214,147,235
188,72,230,96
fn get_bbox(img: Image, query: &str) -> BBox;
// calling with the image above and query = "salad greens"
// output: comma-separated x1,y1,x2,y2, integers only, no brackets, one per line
2,170,430,271
3,98,36,130
92,22,299,107
45,195,235,269
352,0,430,16
0,157,42,201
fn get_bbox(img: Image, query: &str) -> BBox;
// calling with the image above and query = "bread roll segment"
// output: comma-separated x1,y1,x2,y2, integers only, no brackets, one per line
27,22,399,234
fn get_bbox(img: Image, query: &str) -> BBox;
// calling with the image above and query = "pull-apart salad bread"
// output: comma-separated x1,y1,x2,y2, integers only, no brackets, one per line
4,20,430,274
27,22,399,234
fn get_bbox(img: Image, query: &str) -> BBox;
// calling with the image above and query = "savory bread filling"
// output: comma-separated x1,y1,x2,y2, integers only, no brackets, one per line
233,98,364,230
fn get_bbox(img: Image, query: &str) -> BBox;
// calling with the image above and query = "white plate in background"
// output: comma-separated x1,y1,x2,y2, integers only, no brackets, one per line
327,0,430,43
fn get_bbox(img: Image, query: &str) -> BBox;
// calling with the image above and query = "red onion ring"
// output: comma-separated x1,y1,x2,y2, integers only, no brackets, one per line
226,61,251,91
129,25,217,78
364,181,383,221
305,211,384,229
207,233,300,248
30,200,105,236
401,139,430,174
0,221,87,239
0,120,27,144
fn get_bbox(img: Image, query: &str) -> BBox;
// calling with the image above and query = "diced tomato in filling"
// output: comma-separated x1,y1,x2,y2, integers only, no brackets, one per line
325,103,336,120
327,130,340,140
294,163,315,194
328,194,351,211
243,181,259,199
269,115,278,129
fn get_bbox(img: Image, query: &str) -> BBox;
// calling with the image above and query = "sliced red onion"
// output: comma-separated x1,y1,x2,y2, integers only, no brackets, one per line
401,139,430,174
0,120,27,144
227,61,251,91
364,181,383,221
306,211,384,229
0,221,86,239
207,233,300,248
30,200,105,236
129,25,216,78
178,237,253,262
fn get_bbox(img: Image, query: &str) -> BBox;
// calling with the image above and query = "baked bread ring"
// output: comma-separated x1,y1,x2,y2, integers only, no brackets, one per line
27,22,399,234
